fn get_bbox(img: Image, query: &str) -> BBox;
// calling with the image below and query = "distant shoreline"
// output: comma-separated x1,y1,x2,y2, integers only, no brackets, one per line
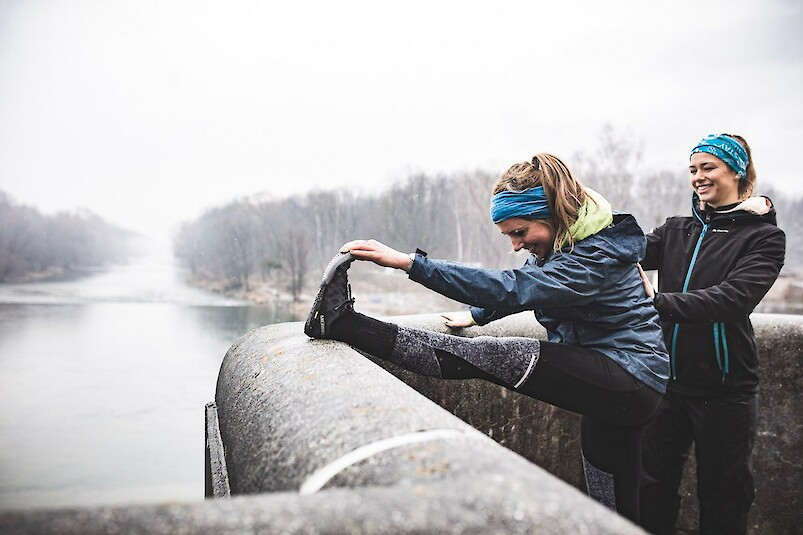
0,266,103,284
183,264,466,317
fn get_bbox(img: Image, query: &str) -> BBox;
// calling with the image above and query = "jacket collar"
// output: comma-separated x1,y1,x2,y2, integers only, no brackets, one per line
691,193,778,225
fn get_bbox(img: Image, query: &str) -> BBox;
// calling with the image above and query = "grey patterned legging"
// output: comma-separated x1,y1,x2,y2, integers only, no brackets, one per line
379,326,662,524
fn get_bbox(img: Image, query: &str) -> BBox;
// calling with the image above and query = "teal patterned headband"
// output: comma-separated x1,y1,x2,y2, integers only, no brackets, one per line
690,134,749,180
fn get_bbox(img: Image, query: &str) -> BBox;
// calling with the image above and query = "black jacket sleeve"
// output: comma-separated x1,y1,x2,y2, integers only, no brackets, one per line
652,227,785,323
641,223,664,271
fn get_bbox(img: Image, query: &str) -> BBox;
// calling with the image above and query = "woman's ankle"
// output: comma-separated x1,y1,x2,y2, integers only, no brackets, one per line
329,311,397,359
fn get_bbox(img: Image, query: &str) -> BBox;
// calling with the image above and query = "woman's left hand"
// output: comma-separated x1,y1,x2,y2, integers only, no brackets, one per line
340,240,412,271
441,311,476,329
637,264,655,299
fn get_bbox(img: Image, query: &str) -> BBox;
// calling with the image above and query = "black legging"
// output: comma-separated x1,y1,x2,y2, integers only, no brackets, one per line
339,321,662,524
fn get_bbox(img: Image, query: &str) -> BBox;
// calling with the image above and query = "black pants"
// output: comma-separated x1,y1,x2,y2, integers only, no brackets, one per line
640,390,757,535
347,325,662,524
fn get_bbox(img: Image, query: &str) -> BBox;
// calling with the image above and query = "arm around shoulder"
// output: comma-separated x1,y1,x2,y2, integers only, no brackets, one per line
641,223,665,271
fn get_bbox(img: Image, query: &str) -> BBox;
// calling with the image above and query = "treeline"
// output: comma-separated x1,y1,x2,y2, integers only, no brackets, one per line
174,131,803,301
173,170,510,300
0,191,134,282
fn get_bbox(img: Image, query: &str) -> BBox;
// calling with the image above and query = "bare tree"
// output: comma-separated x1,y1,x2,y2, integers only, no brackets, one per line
632,169,690,232
573,123,642,213
450,169,512,267
761,186,802,272
268,197,314,301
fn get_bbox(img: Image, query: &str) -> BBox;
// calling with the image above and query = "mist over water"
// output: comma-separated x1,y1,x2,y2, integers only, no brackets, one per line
0,242,296,511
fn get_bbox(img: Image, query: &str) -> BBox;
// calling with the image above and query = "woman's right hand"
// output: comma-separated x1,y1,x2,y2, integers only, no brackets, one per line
637,264,655,299
340,240,412,271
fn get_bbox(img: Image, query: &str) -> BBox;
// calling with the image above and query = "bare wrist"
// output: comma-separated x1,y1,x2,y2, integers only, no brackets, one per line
405,248,427,272
405,252,415,272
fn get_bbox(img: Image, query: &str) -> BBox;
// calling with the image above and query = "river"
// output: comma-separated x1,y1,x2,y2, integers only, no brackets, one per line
0,246,297,511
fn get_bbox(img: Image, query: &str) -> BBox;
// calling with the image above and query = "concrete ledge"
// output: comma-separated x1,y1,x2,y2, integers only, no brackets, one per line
0,476,636,534
215,318,554,497
204,402,230,499
212,318,642,533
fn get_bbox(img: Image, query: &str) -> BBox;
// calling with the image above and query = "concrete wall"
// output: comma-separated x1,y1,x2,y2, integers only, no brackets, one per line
211,319,642,533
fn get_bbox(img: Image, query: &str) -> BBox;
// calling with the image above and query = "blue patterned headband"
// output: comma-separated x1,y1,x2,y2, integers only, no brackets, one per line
490,186,552,224
690,134,748,180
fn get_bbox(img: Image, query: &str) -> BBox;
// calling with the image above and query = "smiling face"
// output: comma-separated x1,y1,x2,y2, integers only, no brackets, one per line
689,152,741,208
496,217,556,259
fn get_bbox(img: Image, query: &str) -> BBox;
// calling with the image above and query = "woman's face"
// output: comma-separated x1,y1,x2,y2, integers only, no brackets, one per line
689,152,741,208
496,217,556,259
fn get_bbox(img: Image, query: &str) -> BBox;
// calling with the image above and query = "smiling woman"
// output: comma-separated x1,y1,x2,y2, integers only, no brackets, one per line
496,218,555,259
688,133,755,209
639,133,786,534
303,151,670,526
688,153,740,207
490,154,615,259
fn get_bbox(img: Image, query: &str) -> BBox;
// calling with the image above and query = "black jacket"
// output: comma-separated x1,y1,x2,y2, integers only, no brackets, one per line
642,195,785,396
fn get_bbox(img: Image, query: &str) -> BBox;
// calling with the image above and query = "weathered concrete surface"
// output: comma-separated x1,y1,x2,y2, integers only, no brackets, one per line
0,475,637,535
204,402,230,499
379,311,803,534
212,319,641,533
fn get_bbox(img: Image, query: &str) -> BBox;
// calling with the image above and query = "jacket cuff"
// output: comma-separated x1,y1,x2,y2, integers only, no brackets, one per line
652,293,674,321
470,306,494,326
407,249,427,280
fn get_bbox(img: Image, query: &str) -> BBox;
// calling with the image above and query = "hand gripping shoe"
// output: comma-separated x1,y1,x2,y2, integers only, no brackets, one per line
304,252,356,338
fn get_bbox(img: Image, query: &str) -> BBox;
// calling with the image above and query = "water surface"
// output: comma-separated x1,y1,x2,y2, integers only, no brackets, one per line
0,248,295,510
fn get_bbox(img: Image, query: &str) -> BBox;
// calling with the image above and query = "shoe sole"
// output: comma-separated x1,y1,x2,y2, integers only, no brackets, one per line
320,252,355,285
305,252,354,338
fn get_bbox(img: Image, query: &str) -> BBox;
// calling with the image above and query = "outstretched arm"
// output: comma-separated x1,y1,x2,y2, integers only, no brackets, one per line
340,239,412,271
341,239,478,329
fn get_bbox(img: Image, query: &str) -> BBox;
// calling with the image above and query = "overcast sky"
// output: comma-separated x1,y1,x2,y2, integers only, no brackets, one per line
1,0,801,237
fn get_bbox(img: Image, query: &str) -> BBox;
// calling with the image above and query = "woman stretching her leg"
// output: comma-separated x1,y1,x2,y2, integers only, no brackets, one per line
305,153,669,525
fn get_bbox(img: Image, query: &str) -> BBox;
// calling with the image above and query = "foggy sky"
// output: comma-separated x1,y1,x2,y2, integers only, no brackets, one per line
1,0,801,237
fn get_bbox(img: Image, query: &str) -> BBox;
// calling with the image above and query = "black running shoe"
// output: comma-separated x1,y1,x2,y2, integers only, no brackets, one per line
304,252,356,338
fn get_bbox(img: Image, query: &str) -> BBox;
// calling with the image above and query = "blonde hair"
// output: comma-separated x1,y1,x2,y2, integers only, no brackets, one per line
723,133,756,199
493,153,589,251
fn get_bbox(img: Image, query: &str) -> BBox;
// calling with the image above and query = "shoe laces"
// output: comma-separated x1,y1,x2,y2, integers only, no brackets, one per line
333,297,355,312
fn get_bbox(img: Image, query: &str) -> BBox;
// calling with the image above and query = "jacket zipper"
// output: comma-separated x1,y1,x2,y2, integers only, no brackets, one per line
669,206,710,379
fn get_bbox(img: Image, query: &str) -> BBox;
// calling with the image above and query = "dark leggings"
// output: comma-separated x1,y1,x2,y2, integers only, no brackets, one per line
341,322,662,524
640,390,757,534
